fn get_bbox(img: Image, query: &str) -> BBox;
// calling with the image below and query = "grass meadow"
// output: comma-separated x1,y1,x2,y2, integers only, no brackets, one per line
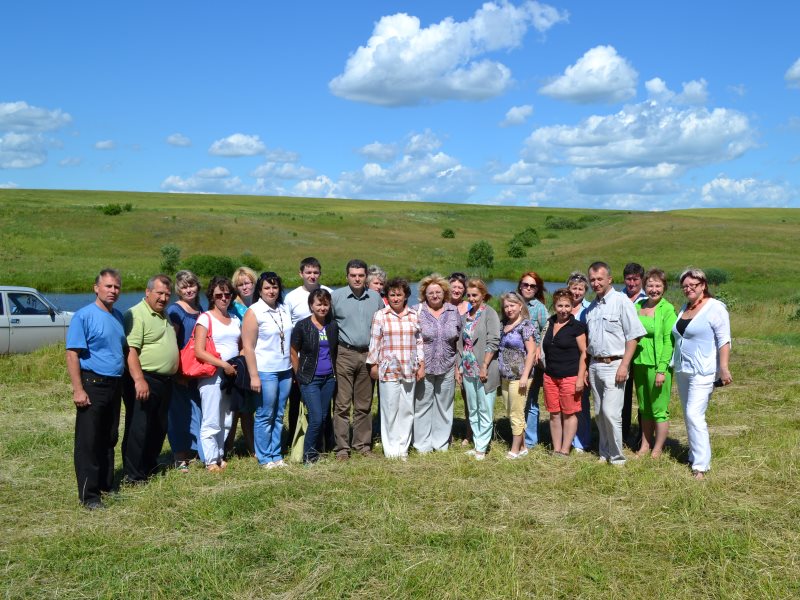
1,189,799,598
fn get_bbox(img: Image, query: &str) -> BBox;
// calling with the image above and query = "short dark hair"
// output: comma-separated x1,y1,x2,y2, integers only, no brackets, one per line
299,257,321,272
385,277,411,304
256,271,285,305
346,259,368,274
644,268,668,289
588,261,611,276
307,287,332,308
146,274,172,291
205,276,234,305
623,262,645,278
551,288,573,308
95,268,121,285
448,272,467,286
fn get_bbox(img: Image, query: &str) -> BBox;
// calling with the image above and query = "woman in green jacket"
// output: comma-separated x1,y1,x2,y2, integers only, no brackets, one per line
633,268,678,458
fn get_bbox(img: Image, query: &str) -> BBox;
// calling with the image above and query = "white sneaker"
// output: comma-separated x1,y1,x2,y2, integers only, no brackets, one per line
474,452,486,461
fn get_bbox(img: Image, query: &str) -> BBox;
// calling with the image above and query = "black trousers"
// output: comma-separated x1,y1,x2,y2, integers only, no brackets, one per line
122,372,172,482
621,377,642,449
74,371,122,505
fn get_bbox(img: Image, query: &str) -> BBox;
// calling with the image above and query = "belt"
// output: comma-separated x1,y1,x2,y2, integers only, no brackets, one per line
340,341,369,353
80,369,121,383
143,371,174,382
591,355,623,364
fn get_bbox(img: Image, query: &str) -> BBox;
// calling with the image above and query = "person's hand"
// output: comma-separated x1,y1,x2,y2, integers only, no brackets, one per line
223,362,236,377
518,378,529,393
416,364,425,381
479,365,488,383
454,370,462,386
73,388,90,408
134,378,150,401
369,364,379,380
575,379,584,393
615,364,628,385
250,374,261,393
655,372,666,388
719,367,732,386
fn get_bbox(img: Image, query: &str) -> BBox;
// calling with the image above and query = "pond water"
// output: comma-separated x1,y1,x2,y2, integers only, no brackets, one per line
45,279,569,313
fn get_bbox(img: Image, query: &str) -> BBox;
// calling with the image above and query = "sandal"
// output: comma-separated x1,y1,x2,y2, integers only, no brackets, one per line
176,460,190,473
692,470,706,480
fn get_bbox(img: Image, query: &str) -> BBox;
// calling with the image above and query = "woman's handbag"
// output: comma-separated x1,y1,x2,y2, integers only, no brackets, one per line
180,313,220,378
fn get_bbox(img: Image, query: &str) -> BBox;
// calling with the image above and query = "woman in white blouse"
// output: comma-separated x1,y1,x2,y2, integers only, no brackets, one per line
672,268,732,480
242,272,294,469
194,276,242,472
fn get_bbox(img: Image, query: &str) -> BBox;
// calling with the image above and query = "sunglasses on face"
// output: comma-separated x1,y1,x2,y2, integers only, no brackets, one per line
214,292,233,299
520,283,537,289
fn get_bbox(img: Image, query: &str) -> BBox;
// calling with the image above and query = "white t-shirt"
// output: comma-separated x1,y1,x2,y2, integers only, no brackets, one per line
284,285,333,324
249,299,293,372
196,312,241,362
672,298,731,377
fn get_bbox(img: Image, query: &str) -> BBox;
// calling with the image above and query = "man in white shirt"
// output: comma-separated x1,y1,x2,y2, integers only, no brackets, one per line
283,257,333,450
584,262,646,465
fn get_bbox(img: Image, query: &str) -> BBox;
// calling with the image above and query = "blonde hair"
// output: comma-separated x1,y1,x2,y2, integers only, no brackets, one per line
418,273,451,303
231,266,258,303
499,291,530,322
466,278,491,302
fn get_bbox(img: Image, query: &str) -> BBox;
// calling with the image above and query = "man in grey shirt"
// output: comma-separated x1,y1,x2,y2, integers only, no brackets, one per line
331,259,385,459
584,262,646,465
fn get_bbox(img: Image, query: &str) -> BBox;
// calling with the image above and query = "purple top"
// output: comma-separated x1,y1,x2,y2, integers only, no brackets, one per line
315,326,333,376
498,319,538,380
416,302,461,376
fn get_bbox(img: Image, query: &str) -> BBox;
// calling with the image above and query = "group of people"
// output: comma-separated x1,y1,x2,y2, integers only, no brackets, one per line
66,258,732,509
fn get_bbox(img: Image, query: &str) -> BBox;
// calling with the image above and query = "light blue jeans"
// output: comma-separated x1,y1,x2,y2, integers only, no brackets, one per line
462,376,496,453
524,367,543,447
254,369,292,464
167,380,204,462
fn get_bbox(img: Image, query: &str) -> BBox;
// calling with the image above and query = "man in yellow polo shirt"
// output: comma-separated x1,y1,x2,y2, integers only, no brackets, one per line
122,274,179,483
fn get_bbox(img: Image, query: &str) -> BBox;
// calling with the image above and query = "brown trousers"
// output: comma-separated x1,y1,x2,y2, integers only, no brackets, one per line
333,346,374,454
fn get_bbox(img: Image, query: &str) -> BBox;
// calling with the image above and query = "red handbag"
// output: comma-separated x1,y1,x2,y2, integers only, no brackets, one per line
180,313,221,378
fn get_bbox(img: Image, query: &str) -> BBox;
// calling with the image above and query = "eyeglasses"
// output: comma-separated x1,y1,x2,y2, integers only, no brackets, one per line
214,292,233,299
520,283,537,289
681,282,702,291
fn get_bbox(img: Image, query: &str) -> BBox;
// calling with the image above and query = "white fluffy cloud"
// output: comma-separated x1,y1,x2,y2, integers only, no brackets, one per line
95,140,115,150
208,133,266,156
329,1,568,106
785,58,800,88
358,141,398,162
492,159,545,184
251,161,315,179
0,101,72,132
0,133,49,168
405,130,443,156
161,172,244,193
700,176,796,207
59,157,82,167
645,77,708,105
500,104,533,127
523,101,754,169
539,45,637,104
0,181,19,189
196,167,230,178
166,133,191,147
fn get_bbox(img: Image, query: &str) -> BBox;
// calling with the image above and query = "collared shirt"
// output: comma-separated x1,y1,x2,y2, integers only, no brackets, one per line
584,287,646,358
331,286,384,347
366,306,424,382
625,288,648,303
124,299,179,375
284,284,333,324
415,302,461,376
66,302,127,377
526,298,549,335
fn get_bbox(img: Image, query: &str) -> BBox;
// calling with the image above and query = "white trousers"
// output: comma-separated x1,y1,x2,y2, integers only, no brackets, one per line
198,369,232,465
589,360,626,464
676,371,715,473
413,371,455,453
379,380,416,458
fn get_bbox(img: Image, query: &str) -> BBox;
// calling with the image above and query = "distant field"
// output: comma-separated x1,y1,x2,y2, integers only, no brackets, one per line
2,188,799,340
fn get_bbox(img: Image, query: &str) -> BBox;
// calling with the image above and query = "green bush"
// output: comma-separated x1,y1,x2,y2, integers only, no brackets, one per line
704,268,730,285
238,252,264,272
544,215,586,230
507,240,526,258
99,203,123,216
159,244,181,274
441,228,455,239
512,226,540,247
182,255,238,278
467,240,494,269
122,203,133,212
714,290,738,311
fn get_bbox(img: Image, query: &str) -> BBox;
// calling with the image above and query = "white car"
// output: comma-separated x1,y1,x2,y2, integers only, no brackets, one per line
0,286,74,354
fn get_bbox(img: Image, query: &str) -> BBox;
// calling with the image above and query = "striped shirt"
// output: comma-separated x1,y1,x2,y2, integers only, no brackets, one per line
366,306,424,382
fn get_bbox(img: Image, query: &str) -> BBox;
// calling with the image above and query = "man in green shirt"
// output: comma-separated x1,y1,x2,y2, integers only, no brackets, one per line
122,274,179,483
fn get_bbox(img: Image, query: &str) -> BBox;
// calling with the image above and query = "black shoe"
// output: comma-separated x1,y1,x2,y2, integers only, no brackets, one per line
83,500,106,511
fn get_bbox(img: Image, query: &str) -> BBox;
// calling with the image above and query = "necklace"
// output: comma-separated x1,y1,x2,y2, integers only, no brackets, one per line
688,297,705,312
265,305,286,355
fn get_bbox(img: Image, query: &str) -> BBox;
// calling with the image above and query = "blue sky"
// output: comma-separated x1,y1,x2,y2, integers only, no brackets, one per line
2,1,799,210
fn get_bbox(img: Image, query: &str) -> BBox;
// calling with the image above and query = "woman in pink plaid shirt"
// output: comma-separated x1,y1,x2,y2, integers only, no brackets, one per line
367,278,425,459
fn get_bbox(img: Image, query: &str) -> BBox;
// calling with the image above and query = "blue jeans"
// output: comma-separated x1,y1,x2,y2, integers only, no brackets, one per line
524,367,543,447
254,369,292,464
300,373,336,463
167,380,204,462
572,387,592,450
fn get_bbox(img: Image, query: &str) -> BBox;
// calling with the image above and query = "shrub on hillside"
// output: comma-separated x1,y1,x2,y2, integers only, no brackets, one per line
467,240,494,269
507,240,526,258
238,252,264,272
704,268,730,285
160,245,181,274
182,255,238,278
441,228,455,239
511,226,540,247
544,215,586,230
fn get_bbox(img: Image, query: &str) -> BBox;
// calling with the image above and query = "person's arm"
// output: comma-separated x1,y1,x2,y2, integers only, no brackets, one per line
617,299,646,384
518,335,537,393
480,308,500,383
655,303,678,387
240,310,261,392
575,333,587,393
126,346,149,401
712,302,733,385
366,311,383,380
195,315,235,376
65,349,90,407
415,317,425,381
616,338,639,385
718,342,732,385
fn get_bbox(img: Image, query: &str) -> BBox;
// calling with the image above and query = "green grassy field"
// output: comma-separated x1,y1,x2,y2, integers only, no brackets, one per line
1,189,799,597
1,339,798,599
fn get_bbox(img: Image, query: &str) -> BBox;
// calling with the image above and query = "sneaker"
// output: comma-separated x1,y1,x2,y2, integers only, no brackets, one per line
516,448,529,457
274,459,286,468
83,500,105,511
474,452,486,461
573,447,586,454
464,449,477,457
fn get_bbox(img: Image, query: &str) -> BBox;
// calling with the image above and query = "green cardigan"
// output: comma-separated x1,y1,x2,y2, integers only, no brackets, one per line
634,298,678,373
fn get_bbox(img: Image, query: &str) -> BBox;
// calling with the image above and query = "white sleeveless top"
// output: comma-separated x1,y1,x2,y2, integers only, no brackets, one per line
196,311,241,361
249,299,293,372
